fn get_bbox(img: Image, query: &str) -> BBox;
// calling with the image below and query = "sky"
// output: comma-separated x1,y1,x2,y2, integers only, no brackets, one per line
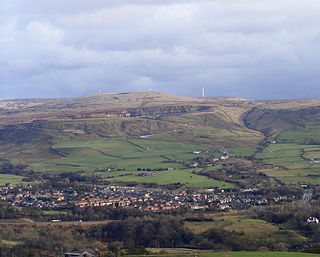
1,0,320,100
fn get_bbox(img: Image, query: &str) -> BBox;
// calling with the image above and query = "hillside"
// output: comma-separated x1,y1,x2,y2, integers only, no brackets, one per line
0,91,261,145
244,99,320,139
1,92,320,185
0,92,249,125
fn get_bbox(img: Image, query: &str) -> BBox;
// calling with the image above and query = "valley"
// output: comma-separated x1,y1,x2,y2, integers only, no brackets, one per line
2,92,320,255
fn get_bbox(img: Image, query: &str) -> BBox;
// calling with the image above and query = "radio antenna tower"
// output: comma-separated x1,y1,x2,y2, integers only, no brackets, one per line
202,87,205,97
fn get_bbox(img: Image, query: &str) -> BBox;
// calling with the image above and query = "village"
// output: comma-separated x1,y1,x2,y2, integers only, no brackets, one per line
0,183,295,214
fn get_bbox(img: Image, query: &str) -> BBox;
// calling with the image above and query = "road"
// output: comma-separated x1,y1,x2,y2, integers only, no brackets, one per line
218,146,231,157
302,189,313,202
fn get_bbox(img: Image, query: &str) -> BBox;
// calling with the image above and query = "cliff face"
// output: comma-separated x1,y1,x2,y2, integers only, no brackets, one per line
0,92,220,125
66,105,212,119
3,92,320,139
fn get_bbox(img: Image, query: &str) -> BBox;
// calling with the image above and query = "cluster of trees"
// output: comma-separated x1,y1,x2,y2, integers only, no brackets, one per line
300,140,320,145
101,217,258,250
0,163,102,187
0,216,267,256
197,160,274,188
253,202,320,245
0,201,43,220
193,156,223,167
0,163,39,182
0,201,148,221
3,200,320,255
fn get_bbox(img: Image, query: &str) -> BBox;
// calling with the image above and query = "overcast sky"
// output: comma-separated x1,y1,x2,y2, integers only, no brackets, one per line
1,0,320,99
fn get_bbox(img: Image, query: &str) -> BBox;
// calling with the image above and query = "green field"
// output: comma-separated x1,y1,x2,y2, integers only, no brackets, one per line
140,251,319,257
277,126,320,144
152,127,261,153
199,252,320,257
30,139,221,173
1,136,234,188
185,216,278,235
144,250,318,257
256,128,320,184
185,215,305,247
42,210,67,215
109,169,234,188
0,174,28,186
229,146,257,156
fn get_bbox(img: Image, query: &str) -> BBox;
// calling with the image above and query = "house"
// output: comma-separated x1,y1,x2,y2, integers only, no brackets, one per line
65,251,94,257
191,162,199,167
307,217,319,223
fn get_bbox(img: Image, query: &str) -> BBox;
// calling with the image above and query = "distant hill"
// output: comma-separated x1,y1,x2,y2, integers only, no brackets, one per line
1,92,320,136
1,91,320,176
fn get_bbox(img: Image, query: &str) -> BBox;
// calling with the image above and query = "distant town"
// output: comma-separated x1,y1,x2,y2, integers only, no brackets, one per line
0,183,296,214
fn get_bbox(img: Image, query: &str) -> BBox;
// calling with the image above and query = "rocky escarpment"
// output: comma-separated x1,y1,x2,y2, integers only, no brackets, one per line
65,105,212,120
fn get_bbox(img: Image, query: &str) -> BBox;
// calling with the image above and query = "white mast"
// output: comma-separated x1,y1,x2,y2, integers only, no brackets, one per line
202,87,205,97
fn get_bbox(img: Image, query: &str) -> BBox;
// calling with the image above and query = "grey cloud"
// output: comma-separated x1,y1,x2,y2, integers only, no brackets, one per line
1,0,320,99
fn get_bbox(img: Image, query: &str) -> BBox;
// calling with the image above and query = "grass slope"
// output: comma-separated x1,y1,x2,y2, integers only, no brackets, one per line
110,169,234,188
0,174,28,186
30,139,221,172
256,126,320,184
200,252,319,257
144,251,318,257
185,215,305,248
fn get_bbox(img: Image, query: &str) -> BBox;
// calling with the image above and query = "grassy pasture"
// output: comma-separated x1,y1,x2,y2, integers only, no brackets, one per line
200,252,319,257
229,146,257,156
143,251,319,257
30,139,220,173
0,142,56,166
257,144,318,167
184,214,306,256
42,210,67,215
257,127,320,184
277,176,320,185
185,215,303,241
0,174,28,186
109,169,234,188
277,126,320,143
152,127,261,150
256,143,320,184
303,147,320,159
